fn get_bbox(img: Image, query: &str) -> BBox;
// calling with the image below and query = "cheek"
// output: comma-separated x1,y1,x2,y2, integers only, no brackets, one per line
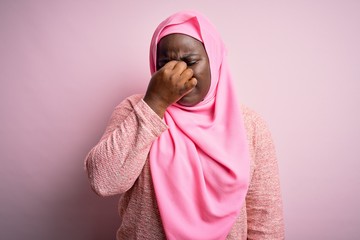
200,64,211,91
196,74,211,97
193,63,210,83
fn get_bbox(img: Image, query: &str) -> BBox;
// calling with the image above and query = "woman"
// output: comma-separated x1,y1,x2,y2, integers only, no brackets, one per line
85,10,284,240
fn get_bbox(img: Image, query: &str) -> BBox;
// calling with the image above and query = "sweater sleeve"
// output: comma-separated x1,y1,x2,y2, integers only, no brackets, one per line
245,110,285,239
85,95,168,197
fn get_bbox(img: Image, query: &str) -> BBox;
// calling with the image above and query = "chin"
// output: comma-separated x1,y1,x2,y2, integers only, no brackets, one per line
177,95,200,107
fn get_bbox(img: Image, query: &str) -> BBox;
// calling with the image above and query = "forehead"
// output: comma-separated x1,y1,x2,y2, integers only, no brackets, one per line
157,33,205,56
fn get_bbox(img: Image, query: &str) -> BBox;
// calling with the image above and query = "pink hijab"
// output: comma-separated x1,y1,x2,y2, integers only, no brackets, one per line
149,10,250,239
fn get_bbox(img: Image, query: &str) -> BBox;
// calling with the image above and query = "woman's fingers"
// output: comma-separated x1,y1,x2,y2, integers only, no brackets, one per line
163,60,180,70
180,68,193,81
173,61,187,73
145,60,196,109
182,77,197,94
163,61,194,87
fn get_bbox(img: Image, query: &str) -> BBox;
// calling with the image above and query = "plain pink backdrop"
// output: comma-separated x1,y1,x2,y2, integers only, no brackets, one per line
1,1,359,239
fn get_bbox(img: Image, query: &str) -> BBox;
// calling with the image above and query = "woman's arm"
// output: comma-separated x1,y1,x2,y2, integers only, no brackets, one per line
85,95,167,197
245,109,285,239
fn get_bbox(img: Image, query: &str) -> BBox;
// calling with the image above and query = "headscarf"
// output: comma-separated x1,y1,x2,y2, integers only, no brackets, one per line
149,10,250,239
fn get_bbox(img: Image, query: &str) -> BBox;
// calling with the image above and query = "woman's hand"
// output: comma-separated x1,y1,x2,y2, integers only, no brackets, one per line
144,61,197,118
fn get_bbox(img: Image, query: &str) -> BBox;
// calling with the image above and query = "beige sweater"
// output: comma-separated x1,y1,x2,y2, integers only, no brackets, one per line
85,94,285,240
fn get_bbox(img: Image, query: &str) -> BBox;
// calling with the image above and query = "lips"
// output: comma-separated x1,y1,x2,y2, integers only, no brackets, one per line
183,86,196,97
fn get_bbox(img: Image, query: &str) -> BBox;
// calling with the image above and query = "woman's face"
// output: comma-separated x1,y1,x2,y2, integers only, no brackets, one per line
156,33,211,107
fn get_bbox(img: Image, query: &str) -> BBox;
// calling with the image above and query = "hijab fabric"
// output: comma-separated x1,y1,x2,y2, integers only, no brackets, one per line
149,10,250,239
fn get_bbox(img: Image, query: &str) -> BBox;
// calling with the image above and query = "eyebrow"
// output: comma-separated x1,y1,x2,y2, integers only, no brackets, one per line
181,53,200,58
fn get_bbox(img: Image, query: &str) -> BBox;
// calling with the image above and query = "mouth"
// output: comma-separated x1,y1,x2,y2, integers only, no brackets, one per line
177,88,198,106
181,86,196,98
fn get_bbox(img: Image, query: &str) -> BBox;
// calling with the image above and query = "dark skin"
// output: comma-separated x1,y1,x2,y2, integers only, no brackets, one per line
143,33,211,118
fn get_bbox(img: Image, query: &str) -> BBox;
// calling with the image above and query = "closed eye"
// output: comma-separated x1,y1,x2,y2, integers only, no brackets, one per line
157,60,169,70
186,60,198,66
157,55,200,70
182,54,200,67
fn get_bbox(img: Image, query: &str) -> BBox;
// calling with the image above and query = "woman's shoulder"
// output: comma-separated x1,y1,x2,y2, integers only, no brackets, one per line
240,104,269,130
240,105,278,177
240,104,274,148
115,94,144,108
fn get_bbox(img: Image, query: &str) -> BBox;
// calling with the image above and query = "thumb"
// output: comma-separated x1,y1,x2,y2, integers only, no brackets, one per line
182,77,197,96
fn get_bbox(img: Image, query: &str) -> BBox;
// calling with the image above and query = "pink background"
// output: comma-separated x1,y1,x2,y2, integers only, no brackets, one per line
1,1,359,239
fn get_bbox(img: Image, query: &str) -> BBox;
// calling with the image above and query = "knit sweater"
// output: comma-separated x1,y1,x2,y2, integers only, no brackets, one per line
85,94,285,240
